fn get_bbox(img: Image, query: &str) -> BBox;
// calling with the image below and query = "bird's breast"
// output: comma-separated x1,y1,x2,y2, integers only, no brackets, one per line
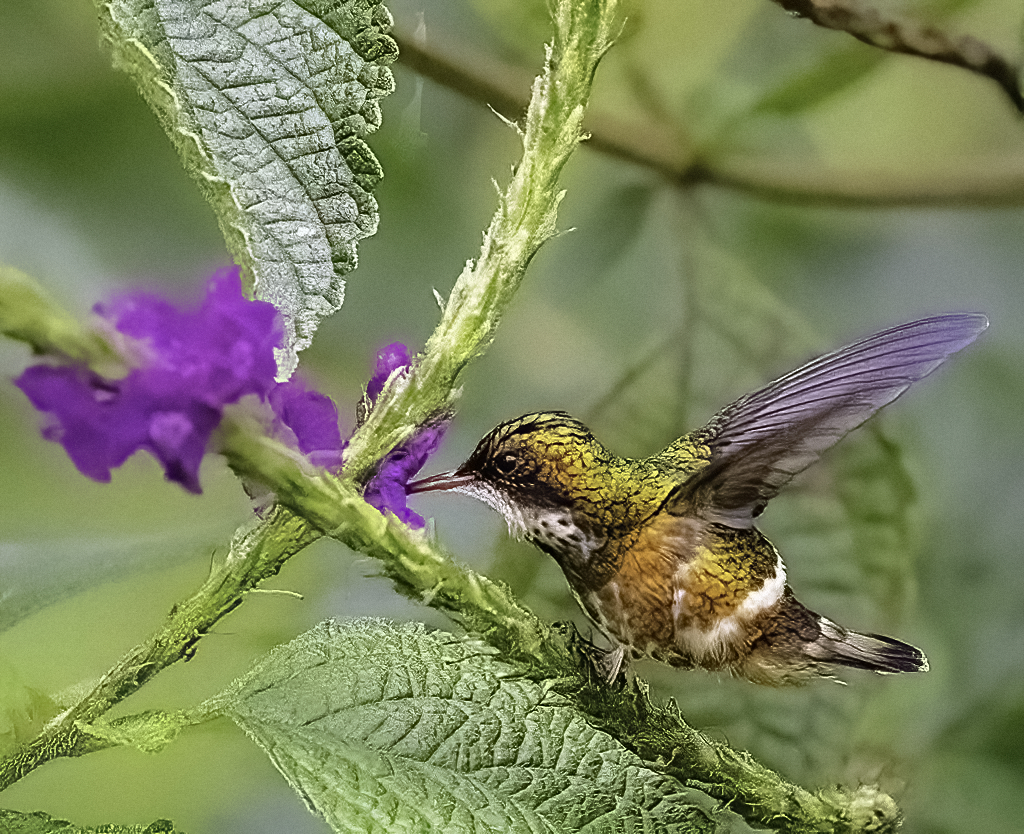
579,516,787,669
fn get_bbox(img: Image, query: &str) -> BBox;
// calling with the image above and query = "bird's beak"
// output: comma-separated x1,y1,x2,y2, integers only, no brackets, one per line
407,470,477,494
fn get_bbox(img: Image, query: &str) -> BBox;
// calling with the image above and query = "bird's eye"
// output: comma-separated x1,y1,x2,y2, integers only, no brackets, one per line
493,453,519,476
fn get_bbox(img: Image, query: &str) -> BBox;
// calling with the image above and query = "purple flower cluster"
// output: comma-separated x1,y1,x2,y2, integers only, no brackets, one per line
16,268,341,493
16,269,443,525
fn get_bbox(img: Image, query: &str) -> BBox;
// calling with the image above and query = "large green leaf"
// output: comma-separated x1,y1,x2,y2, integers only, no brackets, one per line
95,0,397,377
210,619,748,833
85,619,754,833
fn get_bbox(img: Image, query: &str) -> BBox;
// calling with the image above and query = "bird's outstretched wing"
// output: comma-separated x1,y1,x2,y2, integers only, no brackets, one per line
669,313,988,527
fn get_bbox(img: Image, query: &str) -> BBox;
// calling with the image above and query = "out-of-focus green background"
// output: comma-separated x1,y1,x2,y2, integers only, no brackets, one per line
1,1,1023,832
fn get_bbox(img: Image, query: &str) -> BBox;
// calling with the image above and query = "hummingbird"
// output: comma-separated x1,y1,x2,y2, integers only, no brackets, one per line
409,314,988,685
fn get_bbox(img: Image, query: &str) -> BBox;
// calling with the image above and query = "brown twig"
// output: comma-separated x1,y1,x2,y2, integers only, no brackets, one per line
772,0,1024,113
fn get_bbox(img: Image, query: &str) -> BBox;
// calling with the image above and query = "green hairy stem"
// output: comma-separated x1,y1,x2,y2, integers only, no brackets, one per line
0,1,902,830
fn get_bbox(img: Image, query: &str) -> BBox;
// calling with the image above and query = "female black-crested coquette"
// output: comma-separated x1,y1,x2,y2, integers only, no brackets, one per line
411,314,988,685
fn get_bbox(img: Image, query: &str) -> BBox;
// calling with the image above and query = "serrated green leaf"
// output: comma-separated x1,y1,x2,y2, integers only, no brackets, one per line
834,426,917,621
0,809,182,834
689,261,920,780
95,0,396,378
684,234,919,626
207,619,749,834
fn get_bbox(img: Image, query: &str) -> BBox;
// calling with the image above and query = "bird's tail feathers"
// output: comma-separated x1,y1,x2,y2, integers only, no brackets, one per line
806,618,929,674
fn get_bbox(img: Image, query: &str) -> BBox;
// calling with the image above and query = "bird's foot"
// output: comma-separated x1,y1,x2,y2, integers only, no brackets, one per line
552,621,627,687
601,645,627,685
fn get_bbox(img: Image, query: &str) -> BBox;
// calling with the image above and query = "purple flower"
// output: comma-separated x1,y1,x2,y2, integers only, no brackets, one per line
366,342,410,403
363,420,448,528
98,267,281,406
269,377,344,470
15,267,341,493
359,340,447,527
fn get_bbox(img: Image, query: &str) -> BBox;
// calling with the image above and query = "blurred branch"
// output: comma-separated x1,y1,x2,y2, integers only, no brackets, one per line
705,153,1024,206
771,0,1024,114
394,24,1024,207
393,25,690,180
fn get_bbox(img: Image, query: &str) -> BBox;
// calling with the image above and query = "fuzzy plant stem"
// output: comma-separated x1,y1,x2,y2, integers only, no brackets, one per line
0,0,618,793
340,0,621,484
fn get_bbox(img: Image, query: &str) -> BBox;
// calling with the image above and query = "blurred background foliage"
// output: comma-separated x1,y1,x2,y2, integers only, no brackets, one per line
1,0,1023,832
